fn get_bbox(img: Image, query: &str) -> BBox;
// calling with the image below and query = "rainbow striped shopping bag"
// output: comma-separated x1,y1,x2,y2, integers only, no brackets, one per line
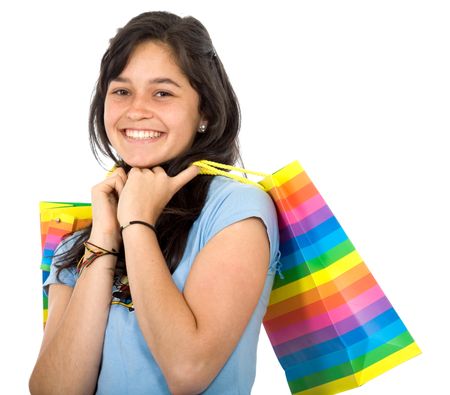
39,160,421,394
39,201,92,327
194,160,421,395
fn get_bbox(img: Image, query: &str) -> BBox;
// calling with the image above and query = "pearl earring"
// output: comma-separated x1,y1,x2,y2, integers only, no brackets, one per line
198,124,207,133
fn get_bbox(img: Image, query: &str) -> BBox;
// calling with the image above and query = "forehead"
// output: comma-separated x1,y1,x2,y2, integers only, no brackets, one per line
122,41,182,75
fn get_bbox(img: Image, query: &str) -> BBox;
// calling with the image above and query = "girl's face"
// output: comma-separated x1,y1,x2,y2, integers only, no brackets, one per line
104,41,205,168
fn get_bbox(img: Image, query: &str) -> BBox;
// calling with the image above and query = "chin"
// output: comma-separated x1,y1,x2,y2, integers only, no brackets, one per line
125,162,156,169
121,156,165,169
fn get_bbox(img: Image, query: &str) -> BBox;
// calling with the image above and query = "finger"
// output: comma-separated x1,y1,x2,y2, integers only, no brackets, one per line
100,168,127,195
172,165,199,192
151,166,166,175
114,167,128,187
129,167,142,175
106,165,118,178
106,165,125,178
115,175,126,196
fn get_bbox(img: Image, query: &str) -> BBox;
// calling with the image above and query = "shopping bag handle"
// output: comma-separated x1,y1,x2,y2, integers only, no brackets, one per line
108,160,269,190
192,160,270,190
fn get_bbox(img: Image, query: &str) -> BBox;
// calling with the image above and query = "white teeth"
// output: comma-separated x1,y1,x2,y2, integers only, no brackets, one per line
125,129,162,139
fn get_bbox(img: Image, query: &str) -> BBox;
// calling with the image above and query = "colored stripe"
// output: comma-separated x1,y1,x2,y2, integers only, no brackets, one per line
42,270,50,283
279,305,398,368
40,201,91,209
276,238,355,276
274,241,357,289
41,254,53,265
288,331,416,393
284,316,407,379
266,169,312,202
273,183,319,219
281,217,342,255
41,257,52,266
280,205,334,243
260,161,305,190
42,248,55,259
75,219,92,228
280,227,349,266
353,341,421,386
292,343,420,394
45,233,64,246
268,284,384,345
43,241,60,252
278,194,327,230
266,261,370,320
265,270,378,332
46,226,73,238
278,194,327,229
50,222,75,232
269,250,363,305
40,264,51,271
43,309,48,328
272,295,393,358
41,232,48,250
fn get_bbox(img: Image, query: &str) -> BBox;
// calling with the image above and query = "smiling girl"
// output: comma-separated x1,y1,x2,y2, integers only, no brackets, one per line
29,11,279,395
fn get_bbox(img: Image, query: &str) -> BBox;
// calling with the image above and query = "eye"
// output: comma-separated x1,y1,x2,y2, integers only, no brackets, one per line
155,91,172,98
112,89,130,96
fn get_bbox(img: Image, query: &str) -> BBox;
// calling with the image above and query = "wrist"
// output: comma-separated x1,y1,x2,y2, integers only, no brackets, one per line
120,220,157,237
119,215,157,227
89,230,121,251
77,257,117,278
78,240,119,275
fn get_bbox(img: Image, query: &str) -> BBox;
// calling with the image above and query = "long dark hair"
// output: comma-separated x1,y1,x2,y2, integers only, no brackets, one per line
55,11,241,276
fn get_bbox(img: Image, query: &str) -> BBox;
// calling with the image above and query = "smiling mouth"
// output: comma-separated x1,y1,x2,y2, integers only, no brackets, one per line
122,129,163,140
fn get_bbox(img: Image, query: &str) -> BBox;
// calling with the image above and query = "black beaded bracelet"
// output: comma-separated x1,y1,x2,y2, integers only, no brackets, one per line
120,220,157,235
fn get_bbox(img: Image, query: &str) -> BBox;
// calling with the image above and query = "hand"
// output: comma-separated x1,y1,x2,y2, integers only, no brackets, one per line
117,165,199,226
90,167,127,248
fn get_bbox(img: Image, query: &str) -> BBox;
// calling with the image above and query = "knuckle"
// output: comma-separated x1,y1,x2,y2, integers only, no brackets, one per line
115,167,125,176
130,167,139,173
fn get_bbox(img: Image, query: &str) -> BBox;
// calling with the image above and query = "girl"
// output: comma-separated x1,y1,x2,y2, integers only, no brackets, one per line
29,11,279,395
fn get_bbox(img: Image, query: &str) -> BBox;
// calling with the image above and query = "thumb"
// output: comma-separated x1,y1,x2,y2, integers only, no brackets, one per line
172,165,200,192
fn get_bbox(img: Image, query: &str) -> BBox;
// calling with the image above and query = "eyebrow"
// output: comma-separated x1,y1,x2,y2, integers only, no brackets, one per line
111,76,181,88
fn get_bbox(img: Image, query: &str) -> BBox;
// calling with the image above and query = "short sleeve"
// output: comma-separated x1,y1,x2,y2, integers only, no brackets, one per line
42,233,80,297
200,177,280,271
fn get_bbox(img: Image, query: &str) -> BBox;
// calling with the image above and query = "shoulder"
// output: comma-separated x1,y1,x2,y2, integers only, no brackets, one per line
205,176,275,212
198,176,279,257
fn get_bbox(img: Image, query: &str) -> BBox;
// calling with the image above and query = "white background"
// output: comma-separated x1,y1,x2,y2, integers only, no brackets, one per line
0,1,448,394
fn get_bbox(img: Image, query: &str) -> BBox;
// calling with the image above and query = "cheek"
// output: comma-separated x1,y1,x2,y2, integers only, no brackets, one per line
176,102,202,132
103,100,111,127
103,101,119,132
103,99,111,123
103,113,118,146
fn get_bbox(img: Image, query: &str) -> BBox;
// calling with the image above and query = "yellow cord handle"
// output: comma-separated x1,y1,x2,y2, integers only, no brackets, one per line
192,160,269,190
107,160,268,190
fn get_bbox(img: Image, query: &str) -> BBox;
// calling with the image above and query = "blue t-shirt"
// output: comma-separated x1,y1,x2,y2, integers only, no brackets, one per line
44,176,280,394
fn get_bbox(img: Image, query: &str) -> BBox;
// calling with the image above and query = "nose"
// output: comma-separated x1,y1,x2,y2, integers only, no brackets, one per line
126,94,154,121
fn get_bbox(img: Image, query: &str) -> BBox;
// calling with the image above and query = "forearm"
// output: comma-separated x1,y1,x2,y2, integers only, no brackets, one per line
123,227,210,392
30,257,115,395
